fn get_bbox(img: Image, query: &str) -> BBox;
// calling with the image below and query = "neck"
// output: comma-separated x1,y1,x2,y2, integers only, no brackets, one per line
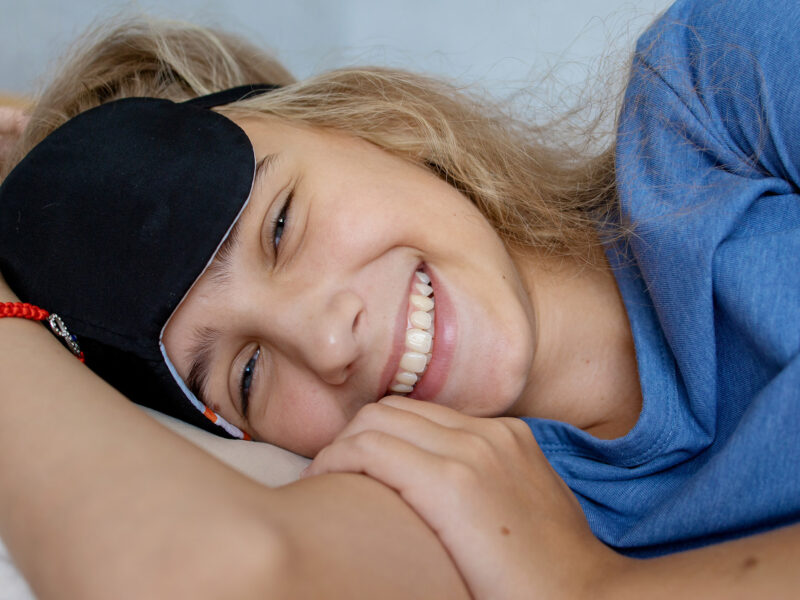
507,247,641,439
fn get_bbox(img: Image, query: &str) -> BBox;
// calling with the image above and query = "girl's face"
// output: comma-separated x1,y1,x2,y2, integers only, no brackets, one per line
163,116,536,456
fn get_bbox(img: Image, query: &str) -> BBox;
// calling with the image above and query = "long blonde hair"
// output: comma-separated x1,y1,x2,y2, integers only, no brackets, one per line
4,17,622,265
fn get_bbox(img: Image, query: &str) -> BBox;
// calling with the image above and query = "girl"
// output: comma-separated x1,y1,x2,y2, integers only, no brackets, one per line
1,0,799,597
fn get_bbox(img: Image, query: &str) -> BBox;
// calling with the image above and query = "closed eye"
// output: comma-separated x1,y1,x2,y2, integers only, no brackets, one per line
271,189,293,254
239,348,260,418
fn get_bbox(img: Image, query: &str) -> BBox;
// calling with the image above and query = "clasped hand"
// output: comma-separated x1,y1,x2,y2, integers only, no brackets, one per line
303,396,622,600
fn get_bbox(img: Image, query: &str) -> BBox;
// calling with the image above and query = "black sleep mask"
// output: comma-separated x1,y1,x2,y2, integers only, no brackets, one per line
0,84,278,438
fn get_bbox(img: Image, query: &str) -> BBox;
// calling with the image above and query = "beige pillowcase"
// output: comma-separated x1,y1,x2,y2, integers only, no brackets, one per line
141,407,310,487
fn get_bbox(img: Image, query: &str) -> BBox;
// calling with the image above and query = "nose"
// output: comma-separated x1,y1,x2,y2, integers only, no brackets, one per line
283,288,364,386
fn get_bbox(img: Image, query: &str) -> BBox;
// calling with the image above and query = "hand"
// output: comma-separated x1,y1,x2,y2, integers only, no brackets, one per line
302,396,624,600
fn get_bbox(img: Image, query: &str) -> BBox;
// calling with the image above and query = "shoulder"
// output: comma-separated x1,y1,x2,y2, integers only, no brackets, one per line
619,0,800,185
632,0,800,93
638,0,800,54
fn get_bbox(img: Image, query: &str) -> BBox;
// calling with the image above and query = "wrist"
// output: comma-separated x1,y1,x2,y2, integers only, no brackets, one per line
0,300,86,362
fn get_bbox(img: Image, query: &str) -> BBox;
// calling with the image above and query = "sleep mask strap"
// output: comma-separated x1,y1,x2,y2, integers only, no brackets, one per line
183,83,280,109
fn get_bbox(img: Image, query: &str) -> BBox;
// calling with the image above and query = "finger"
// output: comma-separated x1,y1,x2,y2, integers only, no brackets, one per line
303,430,493,544
379,396,535,450
378,395,476,429
333,401,477,458
303,429,457,512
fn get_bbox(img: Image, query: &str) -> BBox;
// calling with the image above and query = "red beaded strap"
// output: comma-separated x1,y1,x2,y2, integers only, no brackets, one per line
0,302,86,363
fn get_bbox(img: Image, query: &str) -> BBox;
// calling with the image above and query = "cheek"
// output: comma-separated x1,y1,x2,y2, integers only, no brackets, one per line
261,387,351,457
318,165,444,253
316,200,404,262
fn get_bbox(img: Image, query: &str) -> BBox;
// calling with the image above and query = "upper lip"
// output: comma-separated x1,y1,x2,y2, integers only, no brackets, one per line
376,266,419,400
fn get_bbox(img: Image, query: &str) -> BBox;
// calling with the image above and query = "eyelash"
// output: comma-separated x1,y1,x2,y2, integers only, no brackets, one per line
239,189,294,418
240,348,259,418
270,188,293,253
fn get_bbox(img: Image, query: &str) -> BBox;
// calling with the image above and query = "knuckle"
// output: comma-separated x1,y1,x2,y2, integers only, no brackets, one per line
382,394,409,403
462,431,493,458
313,444,334,465
350,403,388,430
507,417,532,436
440,459,480,492
351,429,388,451
355,402,384,421
492,417,529,445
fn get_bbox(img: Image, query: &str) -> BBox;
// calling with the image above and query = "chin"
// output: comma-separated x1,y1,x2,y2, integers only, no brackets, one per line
445,342,531,417
425,257,535,418
479,320,534,416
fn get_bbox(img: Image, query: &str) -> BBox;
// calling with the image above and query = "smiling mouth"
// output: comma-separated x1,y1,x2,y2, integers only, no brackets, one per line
387,270,435,395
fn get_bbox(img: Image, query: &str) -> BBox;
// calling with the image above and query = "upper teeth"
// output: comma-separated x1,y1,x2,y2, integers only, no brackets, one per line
389,270,435,394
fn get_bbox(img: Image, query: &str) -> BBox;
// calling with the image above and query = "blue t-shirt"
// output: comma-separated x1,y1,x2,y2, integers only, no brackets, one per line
523,0,800,557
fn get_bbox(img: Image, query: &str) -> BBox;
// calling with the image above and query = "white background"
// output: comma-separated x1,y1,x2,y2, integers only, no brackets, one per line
2,0,672,100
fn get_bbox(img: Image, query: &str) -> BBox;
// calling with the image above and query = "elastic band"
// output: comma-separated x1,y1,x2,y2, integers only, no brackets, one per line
183,84,280,109
0,302,86,362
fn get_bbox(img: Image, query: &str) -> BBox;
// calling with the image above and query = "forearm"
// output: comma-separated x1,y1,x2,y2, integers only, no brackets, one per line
0,311,280,598
600,523,800,600
0,282,467,599
267,474,470,599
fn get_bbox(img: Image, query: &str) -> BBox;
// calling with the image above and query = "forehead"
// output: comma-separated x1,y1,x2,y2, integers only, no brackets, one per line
227,114,321,153
227,114,383,170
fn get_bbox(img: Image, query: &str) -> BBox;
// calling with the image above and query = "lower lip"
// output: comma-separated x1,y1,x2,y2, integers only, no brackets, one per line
410,266,455,402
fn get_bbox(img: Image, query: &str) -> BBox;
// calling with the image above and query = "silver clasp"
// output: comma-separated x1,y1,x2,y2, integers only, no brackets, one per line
47,313,83,359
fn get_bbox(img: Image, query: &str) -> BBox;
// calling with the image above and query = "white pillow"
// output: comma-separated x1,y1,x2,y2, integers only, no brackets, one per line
141,407,310,487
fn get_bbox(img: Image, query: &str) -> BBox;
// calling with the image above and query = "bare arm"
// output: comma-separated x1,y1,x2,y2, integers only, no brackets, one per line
596,524,800,600
0,277,468,599
304,396,800,600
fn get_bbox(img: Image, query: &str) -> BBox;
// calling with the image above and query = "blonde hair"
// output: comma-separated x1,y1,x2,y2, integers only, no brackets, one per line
4,17,622,265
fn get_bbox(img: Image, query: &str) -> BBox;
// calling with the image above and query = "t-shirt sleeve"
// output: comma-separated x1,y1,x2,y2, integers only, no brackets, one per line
526,0,800,557
616,0,800,391
619,0,800,191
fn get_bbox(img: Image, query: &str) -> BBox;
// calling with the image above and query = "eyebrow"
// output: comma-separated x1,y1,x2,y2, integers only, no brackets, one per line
186,325,222,404
203,154,277,288
184,153,278,412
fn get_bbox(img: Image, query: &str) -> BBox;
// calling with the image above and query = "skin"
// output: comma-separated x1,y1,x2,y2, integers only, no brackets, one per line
3,101,800,599
0,276,470,600
4,269,800,599
0,105,28,168
163,115,642,457
160,113,644,598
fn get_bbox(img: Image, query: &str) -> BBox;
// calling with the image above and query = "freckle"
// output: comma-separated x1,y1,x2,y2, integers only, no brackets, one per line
502,275,506,280
584,359,590,364
741,556,758,571
500,526,510,536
